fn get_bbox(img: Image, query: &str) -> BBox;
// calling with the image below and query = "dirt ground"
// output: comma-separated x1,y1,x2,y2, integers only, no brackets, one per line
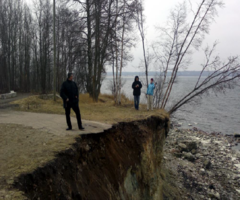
0,124,66,199
0,111,111,200
0,94,169,199
12,116,169,200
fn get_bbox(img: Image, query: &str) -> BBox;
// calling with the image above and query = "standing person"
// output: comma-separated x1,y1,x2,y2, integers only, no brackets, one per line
146,78,156,111
60,73,84,130
132,76,142,110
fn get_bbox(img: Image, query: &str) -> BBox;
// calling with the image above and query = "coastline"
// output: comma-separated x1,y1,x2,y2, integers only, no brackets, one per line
101,76,240,136
163,123,240,199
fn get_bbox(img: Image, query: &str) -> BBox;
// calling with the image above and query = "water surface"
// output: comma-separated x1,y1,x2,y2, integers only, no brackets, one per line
101,76,240,135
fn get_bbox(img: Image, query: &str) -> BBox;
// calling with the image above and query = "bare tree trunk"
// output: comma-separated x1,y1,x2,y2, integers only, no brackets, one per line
160,0,214,109
56,12,60,92
118,0,126,104
114,0,119,103
86,0,93,97
53,0,56,100
136,0,148,88
111,43,116,96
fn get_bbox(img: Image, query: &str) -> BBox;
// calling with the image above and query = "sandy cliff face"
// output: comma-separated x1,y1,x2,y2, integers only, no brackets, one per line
14,115,169,200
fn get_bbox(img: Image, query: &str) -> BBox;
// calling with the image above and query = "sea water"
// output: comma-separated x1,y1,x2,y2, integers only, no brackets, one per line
101,76,240,135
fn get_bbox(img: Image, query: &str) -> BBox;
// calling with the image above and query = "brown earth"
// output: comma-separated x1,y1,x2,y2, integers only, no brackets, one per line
0,111,111,199
1,115,171,200
14,116,169,199
0,94,172,200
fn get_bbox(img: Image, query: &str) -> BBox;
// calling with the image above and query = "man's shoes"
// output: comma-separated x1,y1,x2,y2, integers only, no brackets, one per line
79,126,85,130
66,128,72,131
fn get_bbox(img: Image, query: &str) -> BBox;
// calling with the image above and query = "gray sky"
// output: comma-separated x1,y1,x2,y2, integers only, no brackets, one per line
26,0,240,72
126,0,240,72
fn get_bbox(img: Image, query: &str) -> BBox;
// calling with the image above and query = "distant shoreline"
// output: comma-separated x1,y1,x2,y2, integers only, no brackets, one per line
105,71,214,77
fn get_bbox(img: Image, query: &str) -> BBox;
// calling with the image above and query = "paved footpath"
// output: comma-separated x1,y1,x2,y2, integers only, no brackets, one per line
0,110,112,200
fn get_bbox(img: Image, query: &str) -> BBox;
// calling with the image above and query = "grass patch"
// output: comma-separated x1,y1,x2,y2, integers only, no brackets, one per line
12,93,169,124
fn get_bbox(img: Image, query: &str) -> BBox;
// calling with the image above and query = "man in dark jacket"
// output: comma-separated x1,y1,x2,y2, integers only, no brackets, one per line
60,73,84,130
132,76,142,110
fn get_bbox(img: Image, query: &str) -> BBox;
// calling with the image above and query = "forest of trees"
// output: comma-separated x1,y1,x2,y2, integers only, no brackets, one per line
1,0,239,112
0,0,138,101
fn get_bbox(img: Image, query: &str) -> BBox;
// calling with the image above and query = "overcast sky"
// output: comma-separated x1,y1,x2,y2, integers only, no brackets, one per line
126,0,240,72
26,0,240,72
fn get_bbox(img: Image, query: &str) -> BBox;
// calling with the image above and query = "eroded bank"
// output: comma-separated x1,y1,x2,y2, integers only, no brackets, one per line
14,115,170,200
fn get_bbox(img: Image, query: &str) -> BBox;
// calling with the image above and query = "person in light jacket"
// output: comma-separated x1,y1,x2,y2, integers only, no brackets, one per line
146,78,156,111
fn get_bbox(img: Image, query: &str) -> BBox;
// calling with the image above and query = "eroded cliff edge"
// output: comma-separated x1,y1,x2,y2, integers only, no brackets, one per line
14,115,170,200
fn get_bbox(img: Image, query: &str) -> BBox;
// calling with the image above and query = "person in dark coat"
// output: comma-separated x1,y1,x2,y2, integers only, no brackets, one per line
132,76,142,110
60,73,84,130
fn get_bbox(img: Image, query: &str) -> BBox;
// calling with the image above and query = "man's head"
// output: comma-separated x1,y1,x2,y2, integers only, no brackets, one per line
68,73,73,81
151,78,153,83
135,76,139,81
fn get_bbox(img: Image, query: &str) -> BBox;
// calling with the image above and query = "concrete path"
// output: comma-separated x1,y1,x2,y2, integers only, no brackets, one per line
0,110,112,135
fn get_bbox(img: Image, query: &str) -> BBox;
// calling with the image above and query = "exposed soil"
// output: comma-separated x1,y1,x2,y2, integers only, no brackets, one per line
3,107,239,200
0,110,111,199
12,115,169,200
0,123,79,199
0,114,170,200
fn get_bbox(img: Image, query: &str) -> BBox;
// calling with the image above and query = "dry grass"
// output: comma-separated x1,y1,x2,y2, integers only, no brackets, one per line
12,93,169,124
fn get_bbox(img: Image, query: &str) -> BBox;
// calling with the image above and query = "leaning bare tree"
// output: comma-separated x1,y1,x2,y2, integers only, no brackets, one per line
135,0,149,88
169,43,240,114
153,0,240,114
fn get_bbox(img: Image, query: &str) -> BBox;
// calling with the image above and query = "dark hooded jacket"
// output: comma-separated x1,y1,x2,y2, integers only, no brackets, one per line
60,79,79,108
132,76,142,96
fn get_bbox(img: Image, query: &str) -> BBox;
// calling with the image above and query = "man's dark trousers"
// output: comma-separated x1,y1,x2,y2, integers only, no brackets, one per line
65,103,82,129
134,95,140,110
